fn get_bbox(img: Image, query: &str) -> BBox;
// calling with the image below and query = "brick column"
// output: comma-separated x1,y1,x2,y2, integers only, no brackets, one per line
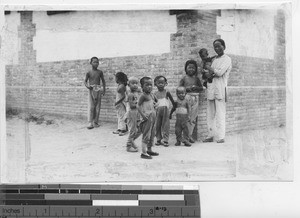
274,9,286,87
18,11,36,65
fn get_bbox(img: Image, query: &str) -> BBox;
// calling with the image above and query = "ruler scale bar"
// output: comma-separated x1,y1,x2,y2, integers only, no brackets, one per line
0,206,200,217
0,184,200,218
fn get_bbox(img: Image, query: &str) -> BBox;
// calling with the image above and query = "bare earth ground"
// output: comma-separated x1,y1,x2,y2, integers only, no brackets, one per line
3,114,292,183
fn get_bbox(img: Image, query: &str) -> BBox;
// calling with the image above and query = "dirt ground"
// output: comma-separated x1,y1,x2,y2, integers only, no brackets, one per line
3,113,292,183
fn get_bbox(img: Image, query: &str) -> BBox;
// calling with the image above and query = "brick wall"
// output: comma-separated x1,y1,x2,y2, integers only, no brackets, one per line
5,10,286,139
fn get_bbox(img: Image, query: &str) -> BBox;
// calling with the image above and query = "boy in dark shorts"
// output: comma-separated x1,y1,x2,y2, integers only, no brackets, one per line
84,57,106,129
169,86,191,147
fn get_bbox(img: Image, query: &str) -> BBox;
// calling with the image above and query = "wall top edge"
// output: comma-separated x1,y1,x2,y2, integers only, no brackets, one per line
1,3,289,11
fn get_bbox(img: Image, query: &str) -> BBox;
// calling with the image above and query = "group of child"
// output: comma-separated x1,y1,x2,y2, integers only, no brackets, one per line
85,47,216,159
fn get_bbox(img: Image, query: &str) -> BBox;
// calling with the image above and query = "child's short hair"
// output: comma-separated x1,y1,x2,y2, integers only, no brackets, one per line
115,72,128,85
128,76,139,83
176,86,186,93
90,56,99,63
198,48,207,56
184,60,198,75
154,75,167,85
140,76,152,87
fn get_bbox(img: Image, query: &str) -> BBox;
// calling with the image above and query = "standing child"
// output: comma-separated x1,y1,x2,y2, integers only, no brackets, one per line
138,77,159,159
113,72,128,136
179,60,203,142
153,75,175,147
169,86,192,147
84,57,106,129
198,48,216,88
125,77,142,152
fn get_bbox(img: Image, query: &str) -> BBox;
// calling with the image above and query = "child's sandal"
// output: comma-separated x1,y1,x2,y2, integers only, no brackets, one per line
141,153,152,159
162,141,169,147
155,140,162,146
113,129,120,134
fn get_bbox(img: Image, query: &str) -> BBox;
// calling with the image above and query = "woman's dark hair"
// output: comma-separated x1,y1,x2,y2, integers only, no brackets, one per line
115,72,128,85
154,75,167,85
213,39,226,49
184,60,198,75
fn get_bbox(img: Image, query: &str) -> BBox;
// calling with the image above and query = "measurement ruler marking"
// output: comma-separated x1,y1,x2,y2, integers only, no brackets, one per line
1,185,200,217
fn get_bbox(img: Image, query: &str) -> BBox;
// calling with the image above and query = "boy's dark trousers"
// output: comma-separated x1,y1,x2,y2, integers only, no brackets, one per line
140,111,156,153
175,113,189,143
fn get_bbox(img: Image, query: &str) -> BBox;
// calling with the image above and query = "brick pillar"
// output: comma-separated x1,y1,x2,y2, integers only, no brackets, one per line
274,9,286,87
18,11,36,65
274,9,286,128
170,10,221,140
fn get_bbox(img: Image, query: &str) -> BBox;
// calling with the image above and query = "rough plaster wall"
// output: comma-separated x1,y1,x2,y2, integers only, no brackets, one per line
217,10,276,59
2,12,20,65
32,11,177,62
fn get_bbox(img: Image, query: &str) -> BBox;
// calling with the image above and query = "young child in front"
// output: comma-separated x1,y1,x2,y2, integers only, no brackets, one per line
84,57,106,129
125,77,142,152
113,72,128,136
138,77,159,159
198,48,215,88
153,75,175,147
169,86,191,147
179,60,203,143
